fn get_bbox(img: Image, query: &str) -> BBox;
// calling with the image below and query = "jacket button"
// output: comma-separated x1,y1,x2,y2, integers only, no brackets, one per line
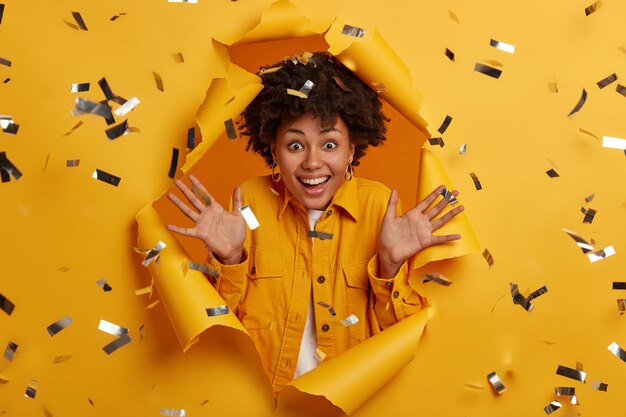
392,290,400,299
210,277,217,284
317,276,325,284
326,209,332,217
385,281,392,287
250,266,256,275
321,324,330,332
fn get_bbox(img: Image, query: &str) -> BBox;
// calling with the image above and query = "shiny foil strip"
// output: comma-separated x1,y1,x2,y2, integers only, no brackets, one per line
340,314,359,327
168,147,179,179
317,301,337,316
440,186,458,206
0,292,15,315
482,248,494,267
98,319,128,337
422,272,452,286
608,341,626,362
224,119,237,140
66,159,80,167
584,0,603,15
616,299,625,315
71,11,88,30
191,184,212,205
47,316,73,337
70,82,90,93
459,144,467,155
567,88,587,117
298,80,315,96
428,137,444,147
555,386,575,396
189,262,219,278
489,39,516,54
527,286,548,301
470,172,483,190
4,341,17,361
307,230,334,240
333,76,351,92
510,283,534,312
617,84,626,96
153,71,164,91
96,278,112,292
239,205,260,230
92,168,121,187
98,77,115,101
487,371,506,394
187,127,195,150
474,63,502,79
445,48,455,62
562,229,594,253
160,409,187,417
105,119,130,140
113,96,140,117
544,401,562,415
25,384,37,399
587,246,615,263
591,380,608,391
142,241,167,267
314,347,327,362
613,282,626,290
0,56,10,67
556,365,586,382
0,4,4,25
596,73,618,88
437,115,453,134
602,136,626,150
206,305,229,316
582,207,596,223
546,168,559,178
72,98,114,124
341,24,366,38
1,116,19,135
102,333,132,354
0,152,22,180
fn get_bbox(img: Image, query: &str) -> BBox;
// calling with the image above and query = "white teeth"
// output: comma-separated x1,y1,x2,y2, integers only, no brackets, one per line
300,177,329,185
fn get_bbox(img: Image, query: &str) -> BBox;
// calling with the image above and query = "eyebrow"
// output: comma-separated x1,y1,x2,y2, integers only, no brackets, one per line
284,128,343,135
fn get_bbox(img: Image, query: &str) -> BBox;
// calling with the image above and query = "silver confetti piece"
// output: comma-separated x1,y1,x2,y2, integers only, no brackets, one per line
299,80,315,96
71,11,88,30
617,84,626,96
25,385,37,399
597,73,618,89
47,316,73,337
113,96,140,117
0,292,15,315
439,186,458,206
142,241,166,267
544,401,562,415
224,119,237,140
105,119,130,140
316,301,337,316
437,115,453,134
527,286,548,302
510,283,534,312
92,168,121,187
168,148,179,179
95,278,112,291
0,57,10,67
556,365,586,382
587,245,615,263
428,137,445,147
546,168,559,178
98,319,128,337
0,116,18,135
341,24,366,38
567,88,587,117
189,262,219,278
487,371,506,394
445,48,455,61
340,314,359,327
102,333,132,355
602,136,626,150
582,208,596,223
591,380,608,391
459,144,467,155
584,193,595,203
72,98,114,123
555,386,575,396
307,230,334,240
206,305,229,316
490,39,515,54
608,341,626,362
562,229,594,253
70,83,90,93
422,272,452,286
474,63,502,79
160,409,187,417
4,341,17,361
613,282,626,290
239,205,260,230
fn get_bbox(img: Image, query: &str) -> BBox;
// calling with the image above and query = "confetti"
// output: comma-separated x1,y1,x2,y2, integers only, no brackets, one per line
469,172,482,190
482,248,494,267
0,4,4,25
437,115,453,134
440,186,458,206
172,52,185,63
71,11,88,30
474,63,502,79
490,39,515,54
608,341,626,362
298,80,315,97
314,347,327,362
224,119,237,140
98,319,128,336
66,159,80,167
110,12,127,21
142,241,166,267
555,386,575,396
0,56,10,67
340,314,359,327
3,77,10,83
1,116,18,135
4,341,17,361
428,137,445,147
459,144,467,155
584,0,603,15
96,278,112,292
371,81,386,94
72,98,115,124
168,148,179,179
562,229,594,253
556,364,586,382
98,77,115,100
47,316,73,337
239,205,260,230
602,136,626,150
584,193,595,203
544,401,562,415
613,282,626,290
587,245,615,263
333,76,351,92
160,409,186,417
317,301,337,316
567,88,587,117
445,48,455,62
581,207,596,223
113,96,140,117
596,73,618,89
546,168,559,178
191,184,211,205
422,272,452,286
286,88,308,99
187,127,195,150
510,283,534,312
527,286,548,301
307,230,334,240
70,83,90,93
146,300,160,309
189,262,219,278
102,333,132,354
341,24,365,38
153,71,164,92
617,299,625,315
105,119,130,140
206,305,229,316
487,371,506,394
52,355,72,364
617,84,626,96
92,168,121,187
548,82,559,93
25,384,37,399
0,292,15,315
591,380,608,391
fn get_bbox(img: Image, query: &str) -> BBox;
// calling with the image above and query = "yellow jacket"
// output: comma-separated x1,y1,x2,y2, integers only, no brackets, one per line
212,175,426,397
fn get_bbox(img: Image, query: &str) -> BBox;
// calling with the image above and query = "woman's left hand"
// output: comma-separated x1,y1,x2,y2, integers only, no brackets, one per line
378,186,465,278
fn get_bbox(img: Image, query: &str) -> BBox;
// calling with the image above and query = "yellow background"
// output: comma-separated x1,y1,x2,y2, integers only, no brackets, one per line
1,0,625,416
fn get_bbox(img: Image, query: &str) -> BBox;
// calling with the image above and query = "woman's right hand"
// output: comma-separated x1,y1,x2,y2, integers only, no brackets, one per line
166,175,246,265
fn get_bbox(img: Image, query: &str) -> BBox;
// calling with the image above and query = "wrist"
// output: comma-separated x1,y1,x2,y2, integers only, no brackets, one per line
213,247,244,265
378,252,403,279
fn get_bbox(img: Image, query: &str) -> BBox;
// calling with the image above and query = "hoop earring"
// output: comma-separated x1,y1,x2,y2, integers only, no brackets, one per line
271,161,281,182
345,163,353,181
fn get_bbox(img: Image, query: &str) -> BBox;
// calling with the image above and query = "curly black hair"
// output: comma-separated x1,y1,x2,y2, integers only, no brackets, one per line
239,52,388,167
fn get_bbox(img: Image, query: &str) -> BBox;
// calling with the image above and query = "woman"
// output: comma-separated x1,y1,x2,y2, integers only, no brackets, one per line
166,52,464,397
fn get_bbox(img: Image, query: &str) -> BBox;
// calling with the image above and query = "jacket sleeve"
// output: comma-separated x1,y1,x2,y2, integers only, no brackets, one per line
211,251,249,317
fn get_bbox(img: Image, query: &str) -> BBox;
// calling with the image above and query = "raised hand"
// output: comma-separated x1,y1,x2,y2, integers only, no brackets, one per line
166,175,246,265
378,186,464,278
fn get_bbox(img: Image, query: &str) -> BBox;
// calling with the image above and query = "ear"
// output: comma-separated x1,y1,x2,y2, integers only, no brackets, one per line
349,143,355,163
270,145,278,163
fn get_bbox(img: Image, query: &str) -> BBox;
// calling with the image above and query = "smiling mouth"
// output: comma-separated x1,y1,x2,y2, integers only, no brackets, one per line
298,176,330,187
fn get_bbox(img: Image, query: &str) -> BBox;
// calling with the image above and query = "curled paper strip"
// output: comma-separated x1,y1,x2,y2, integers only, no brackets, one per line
487,371,506,394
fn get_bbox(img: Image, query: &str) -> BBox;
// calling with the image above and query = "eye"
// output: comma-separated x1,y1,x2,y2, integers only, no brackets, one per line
323,141,337,150
288,142,303,151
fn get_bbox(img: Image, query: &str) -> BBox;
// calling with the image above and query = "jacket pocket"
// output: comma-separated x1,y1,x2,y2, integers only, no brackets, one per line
341,262,370,342
246,247,284,279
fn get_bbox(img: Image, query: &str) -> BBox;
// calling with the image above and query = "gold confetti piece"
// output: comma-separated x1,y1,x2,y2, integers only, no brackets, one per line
4,341,17,361
92,168,121,187
459,144,467,155
613,282,626,289
584,193,595,203
0,292,15,315
546,168,559,178
146,300,160,309
113,96,140,117
70,83,90,93
189,262,220,278
608,341,626,362
487,371,506,394
587,245,615,263
314,347,327,362
575,361,584,371
617,84,626,96
168,147,179,179
510,283,534,312
102,333,132,355
224,119,237,140
153,71,164,92
428,137,444,147
52,355,72,364
556,364,586,382
110,12,127,21
307,230,334,240
469,172,482,190
333,76,351,92
592,380,608,391
71,11,88,30
142,241,166,267
602,136,626,150
47,316,73,337
584,0,603,15
567,88,587,117
596,73,618,89
286,88,308,99
172,52,184,63
206,305,229,316
562,229,594,253
445,48,455,62
239,205,260,230
437,115,453,134
316,301,337,316
200,400,209,406
490,39,516,54
474,63,502,79
482,248,494,267
64,159,80,168
617,299,625,315
98,319,128,337
341,24,366,38
160,409,187,417
544,401,562,414
582,207,596,223
340,314,359,327
96,278,112,292
555,386,575,396
548,82,559,93
423,272,452,286
62,121,84,137
439,187,458,206
448,10,460,23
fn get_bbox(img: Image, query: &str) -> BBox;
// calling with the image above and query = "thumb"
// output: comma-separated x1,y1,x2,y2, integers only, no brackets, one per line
384,189,399,221
232,186,243,212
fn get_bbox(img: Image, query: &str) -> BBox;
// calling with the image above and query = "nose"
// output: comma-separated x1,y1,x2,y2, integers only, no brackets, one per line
302,149,323,170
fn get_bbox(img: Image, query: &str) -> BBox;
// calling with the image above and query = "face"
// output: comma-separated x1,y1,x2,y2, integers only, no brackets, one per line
272,112,355,210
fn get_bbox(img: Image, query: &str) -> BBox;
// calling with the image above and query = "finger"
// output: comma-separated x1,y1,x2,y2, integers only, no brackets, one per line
167,192,199,222
232,186,243,212
431,205,465,230
416,185,445,212
189,175,217,207
166,223,198,238
383,189,399,221
431,233,462,245
177,178,207,212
